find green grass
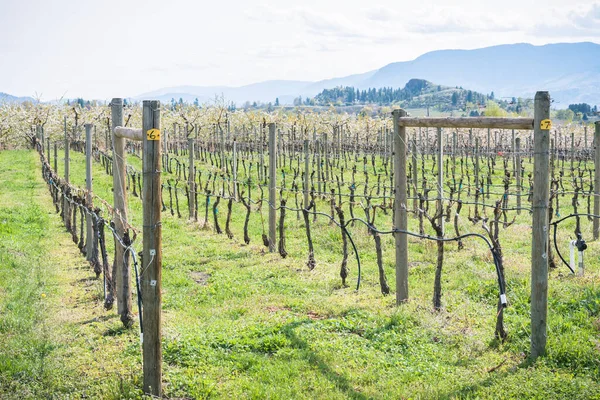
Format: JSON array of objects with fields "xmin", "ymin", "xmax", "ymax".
[{"xmin": 1, "ymin": 148, "xmax": 600, "ymax": 399}]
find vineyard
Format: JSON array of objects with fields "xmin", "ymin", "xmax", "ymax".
[{"xmin": 1, "ymin": 96, "xmax": 600, "ymax": 398}]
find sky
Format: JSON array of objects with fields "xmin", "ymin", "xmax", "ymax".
[{"xmin": 1, "ymin": 0, "xmax": 599, "ymax": 100}]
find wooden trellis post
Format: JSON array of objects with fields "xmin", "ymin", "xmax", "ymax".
[
  {"xmin": 85, "ymin": 124, "xmax": 93, "ymax": 259},
  {"xmin": 303, "ymin": 140, "xmax": 309, "ymax": 209},
  {"xmin": 516, "ymin": 137, "xmax": 522, "ymax": 214},
  {"xmin": 530, "ymin": 91, "xmax": 551, "ymax": 359},
  {"xmin": 141, "ymin": 100, "xmax": 162, "ymax": 396},
  {"xmin": 111, "ymin": 98, "xmax": 134, "ymax": 327},
  {"xmin": 188, "ymin": 134, "xmax": 195, "ymax": 219},
  {"xmin": 268, "ymin": 123, "xmax": 277, "ymax": 252},
  {"xmin": 594, "ymin": 122, "xmax": 600, "ymax": 240},
  {"xmin": 393, "ymin": 109, "xmax": 408, "ymax": 304}
]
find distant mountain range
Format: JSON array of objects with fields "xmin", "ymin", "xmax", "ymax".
[
  {"xmin": 0, "ymin": 92, "xmax": 35, "ymax": 103},
  {"xmin": 137, "ymin": 42, "xmax": 600, "ymax": 107}
]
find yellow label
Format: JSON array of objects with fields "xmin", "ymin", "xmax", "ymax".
[
  {"xmin": 147, "ymin": 128, "xmax": 161, "ymax": 141},
  {"xmin": 540, "ymin": 119, "xmax": 552, "ymax": 130}
]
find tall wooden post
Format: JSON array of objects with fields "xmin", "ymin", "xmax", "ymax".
[
  {"xmin": 531, "ymin": 91, "xmax": 551, "ymax": 359},
  {"xmin": 188, "ymin": 135, "xmax": 195, "ymax": 219},
  {"xmin": 437, "ymin": 127, "xmax": 444, "ymax": 234},
  {"xmin": 393, "ymin": 109, "xmax": 408, "ymax": 304},
  {"xmin": 64, "ymin": 117, "xmax": 70, "ymax": 228},
  {"xmin": 46, "ymin": 136, "xmax": 50, "ymax": 159},
  {"xmin": 303, "ymin": 140, "xmax": 309, "ymax": 209},
  {"xmin": 141, "ymin": 100, "xmax": 162, "ymax": 396},
  {"xmin": 316, "ymin": 139, "xmax": 322, "ymax": 195},
  {"xmin": 268, "ymin": 123, "xmax": 277, "ymax": 252},
  {"xmin": 53, "ymin": 142, "xmax": 58, "ymax": 172},
  {"xmin": 111, "ymin": 98, "xmax": 133, "ymax": 326},
  {"xmin": 85, "ymin": 124, "xmax": 94, "ymax": 259},
  {"xmin": 512, "ymin": 129, "xmax": 516, "ymax": 177},
  {"xmin": 64, "ymin": 117, "xmax": 69, "ymax": 183},
  {"xmin": 516, "ymin": 137, "xmax": 522, "ymax": 214},
  {"xmin": 571, "ymin": 132, "xmax": 575, "ymax": 172},
  {"xmin": 475, "ymin": 137, "xmax": 480, "ymax": 192},
  {"xmin": 411, "ymin": 137, "xmax": 418, "ymax": 213},
  {"xmin": 233, "ymin": 139, "xmax": 238, "ymax": 201},
  {"xmin": 220, "ymin": 122, "xmax": 225, "ymax": 172},
  {"xmin": 594, "ymin": 122, "xmax": 600, "ymax": 240}
]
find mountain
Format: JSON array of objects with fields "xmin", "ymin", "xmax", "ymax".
[
  {"xmin": 361, "ymin": 42, "xmax": 600, "ymax": 106},
  {"xmin": 0, "ymin": 92, "xmax": 35, "ymax": 103},
  {"xmin": 136, "ymin": 80, "xmax": 312, "ymax": 105},
  {"xmin": 136, "ymin": 42, "xmax": 600, "ymax": 107}
]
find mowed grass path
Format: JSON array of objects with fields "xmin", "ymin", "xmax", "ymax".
[{"xmin": 1, "ymin": 149, "xmax": 600, "ymax": 399}]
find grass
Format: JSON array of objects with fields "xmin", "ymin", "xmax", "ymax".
[{"xmin": 1, "ymin": 147, "xmax": 600, "ymax": 399}]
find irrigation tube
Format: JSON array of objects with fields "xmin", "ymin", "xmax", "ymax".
[
  {"xmin": 345, "ymin": 217, "xmax": 508, "ymax": 308},
  {"xmin": 125, "ymin": 246, "xmax": 144, "ymax": 344},
  {"xmin": 280, "ymin": 201, "xmax": 508, "ymax": 307},
  {"xmin": 550, "ymin": 213, "xmax": 599, "ymax": 274}
]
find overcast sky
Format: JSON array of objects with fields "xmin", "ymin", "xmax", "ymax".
[{"xmin": 1, "ymin": 0, "xmax": 599, "ymax": 100}]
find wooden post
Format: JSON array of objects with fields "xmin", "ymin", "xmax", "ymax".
[
  {"xmin": 475, "ymin": 137, "xmax": 480, "ymax": 192},
  {"xmin": 316, "ymin": 139, "xmax": 322, "ymax": 195},
  {"xmin": 63, "ymin": 117, "xmax": 71, "ymax": 228},
  {"xmin": 233, "ymin": 139, "xmax": 238, "ymax": 201},
  {"xmin": 512, "ymin": 129, "xmax": 516, "ymax": 178},
  {"xmin": 268, "ymin": 123, "xmax": 277, "ymax": 252},
  {"xmin": 46, "ymin": 136, "xmax": 50, "ymax": 159},
  {"xmin": 393, "ymin": 109, "xmax": 408, "ymax": 304},
  {"xmin": 141, "ymin": 100, "xmax": 162, "ymax": 396},
  {"xmin": 85, "ymin": 124, "xmax": 94, "ymax": 260},
  {"xmin": 220, "ymin": 122, "xmax": 225, "ymax": 172},
  {"xmin": 530, "ymin": 91, "xmax": 551, "ymax": 359},
  {"xmin": 516, "ymin": 137, "xmax": 522, "ymax": 214},
  {"xmin": 64, "ymin": 117, "xmax": 69, "ymax": 183},
  {"xmin": 324, "ymin": 133, "xmax": 330, "ymax": 183},
  {"xmin": 411, "ymin": 137, "xmax": 418, "ymax": 212},
  {"xmin": 111, "ymin": 98, "xmax": 133, "ymax": 326},
  {"xmin": 259, "ymin": 125, "xmax": 265, "ymax": 183},
  {"xmin": 188, "ymin": 135, "xmax": 195, "ymax": 219},
  {"xmin": 53, "ymin": 142, "xmax": 58, "ymax": 172},
  {"xmin": 437, "ymin": 127, "xmax": 444, "ymax": 234},
  {"xmin": 594, "ymin": 122, "xmax": 600, "ymax": 240},
  {"xmin": 571, "ymin": 132, "xmax": 575, "ymax": 172},
  {"xmin": 303, "ymin": 140, "xmax": 309, "ymax": 209}
]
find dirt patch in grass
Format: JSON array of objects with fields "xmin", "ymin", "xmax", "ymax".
[{"xmin": 189, "ymin": 271, "xmax": 210, "ymax": 285}]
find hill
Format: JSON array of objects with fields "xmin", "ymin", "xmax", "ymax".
[
  {"xmin": 0, "ymin": 92, "xmax": 35, "ymax": 104},
  {"xmin": 135, "ymin": 42, "xmax": 600, "ymax": 106}
]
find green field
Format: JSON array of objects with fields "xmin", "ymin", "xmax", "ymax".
[{"xmin": 1, "ymin": 148, "xmax": 600, "ymax": 399}]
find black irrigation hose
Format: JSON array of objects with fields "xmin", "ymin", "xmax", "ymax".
[
  {"xmin": 550, "ymin": 213, "xmax": 600, "ymax": 274},
  {"xmin": 345, "ymin": 217, "xmax": 508, "ymax": 307},
  {"xmin": 126, "ymin": 247, "xmax": 144, "ymax": 342}
]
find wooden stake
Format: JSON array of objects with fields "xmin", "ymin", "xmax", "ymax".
[
  {"xmin": 594, "ymin": 122, "xmax": 600, "ymax": 240},
  {"xmin": 516, "ymin": 137, "xmax": 522, "ymax": 215},
  {"xmin": 111, "ymin": 98, "xmax": 133, "ymax": 326},
  {"xmin": 303, "ymin": 140, "xmax": 309, "ymax": 209},
  {"xmin": 85, "ymin": 124, "xmax": 94, "ymax": 260},
  {"xmin": 393, "ymin": 109, "xmax": 408, "ymax": 304},
  {"xmin": 268, "ymin": 123, "xmax": 277, "ymax": 252},
  {"xmin": 530, "ymin": 91, "xmax": 551, "ymax": 359},
  {"xmin": 141, "ymin": 100, "xmax": 162, "ymax": 396},
  {"xmin": 188, "ymin": 135, "xmax": 195, "ymax": 219}
]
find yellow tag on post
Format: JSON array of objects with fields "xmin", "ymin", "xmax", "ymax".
[
  {"xmin": 540, "ymin": 119, "xmax": 552, "ymax": 130},
  {"xmin": 147, "ymin": 129, "xmax": 161, "ymax": 141}
]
